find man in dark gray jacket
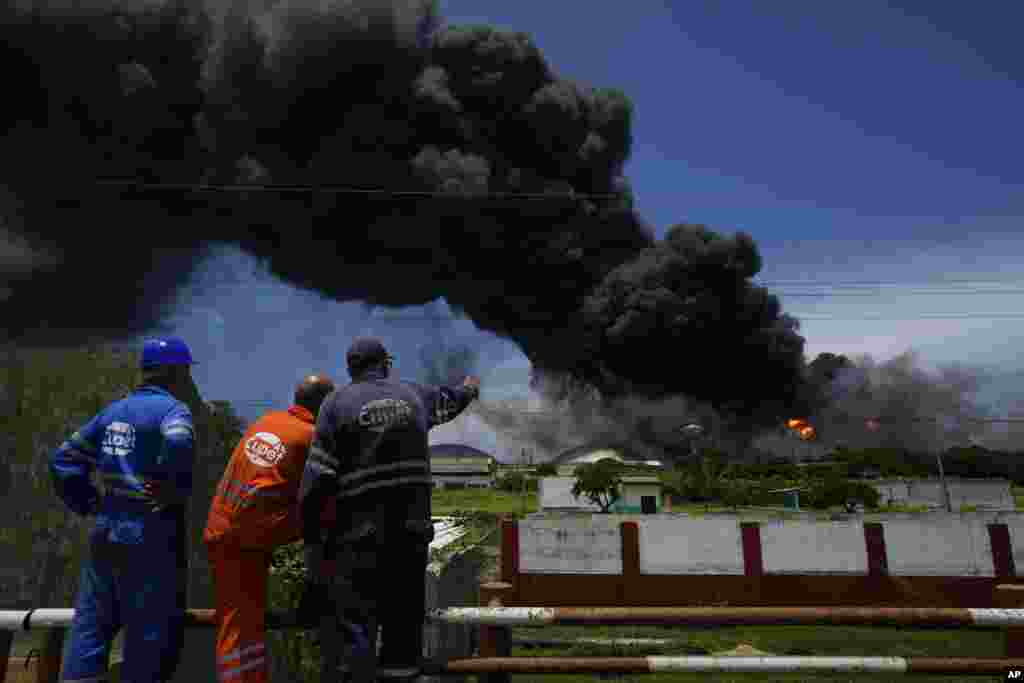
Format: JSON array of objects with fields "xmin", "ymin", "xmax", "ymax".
[{"xmin": 298, "ymin": 337, "xmax": 480, "ymax": 681}]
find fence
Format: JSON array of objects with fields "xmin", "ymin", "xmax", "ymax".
[
  {"xmin": 10, "ymin": 514, "xmax": 1024, "ymax": 680},
  {"xmin": 8, "ymin": 592, "xmax": 1024, "ymax": 681},
  {"xmin": 498, "ymin": 514, "xmax": 1024, "ymax": 607}
]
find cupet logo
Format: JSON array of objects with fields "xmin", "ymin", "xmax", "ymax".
[
  {"xmin": 102, "ymin": 422, "xmax": 135, "ymax": 457},
  {"xmin": 245, "ymin": 432, "xmax": 287, "ymax": 467},
  {"xmin": 358, "ymin": 398, "xmax": 414, "ymax": 433}
]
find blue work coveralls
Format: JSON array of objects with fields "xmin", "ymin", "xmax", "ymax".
[{"xmin": 49, "ymin": 385, "xmax": 195, "ymax": 683}]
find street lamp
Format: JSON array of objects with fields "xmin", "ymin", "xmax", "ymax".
[{"xmin": 679, "ymin": 424, "xmax": 704, "ymax": 461}]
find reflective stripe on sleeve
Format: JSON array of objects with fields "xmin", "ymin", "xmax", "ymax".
[
  {"xmin": 338, "ymin": 474, "xmax": 434, "ymax": 499},
  {"xmin": 62, "ymin": 445, "xmax": 97, "ymax": 463},
  {"xmin": 337, "ymin": 459, "xmax": 428, "ymax": 486},
  {"xmin": 219, "ymin": 642, "xmax": 265, "ymax": 665},
  {"xmin": 309, "ymin": 442, "xmax": 339, "ymax": 468}
]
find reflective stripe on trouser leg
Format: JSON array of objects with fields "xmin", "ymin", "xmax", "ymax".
[{"xmin": 208, "ymin": 541, "xmax": 271, "ymax": 683}]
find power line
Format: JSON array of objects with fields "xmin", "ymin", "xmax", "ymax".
[{"xmin": 95, "ymin": 180, "xmax": 619, "ymax": 202}]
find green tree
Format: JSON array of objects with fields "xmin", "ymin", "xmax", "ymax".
[
  {"xmin": 1, "ymin": 344, "xmax": 141, "ymax": 606},
  {"xmin": 682, "ymin": 451, "xmax": 734, "ymax": 502},
  {"xmin": 571, "ymin": 459, "xmax": 623, "ymax": 513},
  {"xmin": 535, "ymin": 462, "xmax": 558, "ymax": 476}
]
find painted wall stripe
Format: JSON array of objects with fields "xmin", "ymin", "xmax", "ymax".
[
  {"xmin": 740, "ymin": 523, "xmax": 763, "ymax": 577},
  {"xmin": 988, "ymin": 523, "xmax": 1016, "ymax": 577},
  {"xmin": 863, "ymin": 522, "xmax": 888, "ymax": 575},
  {"xmin": 502, "ymin": 518, "xmax": 519, "ymax": 587}
]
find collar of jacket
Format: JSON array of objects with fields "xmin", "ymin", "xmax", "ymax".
[
  {"xmin": 288, "ymin": 404, "xmax": 315, "ymax": 424},
  {"xmin": 136, "ymin": 385, "xmax": 175, "ymax": 398},
  {"xmin": 351, "ymin": 367, "xmax": 388, "ymax": 382}
]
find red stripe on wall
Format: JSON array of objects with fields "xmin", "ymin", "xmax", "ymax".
[
  {"xmin": 988, "ymin": 523, "xmax": 1016, "ymax": 578},
  {"xmin": 501, "ymin": 516, "xmax": 520, "ymax": 586},
  {"xmin": 740, "ymin": 522, "xmax": 763, "ymax": 577},
  {"xmin": 864, "ymin": 522, "xmax": 888, "ymax": 576}
]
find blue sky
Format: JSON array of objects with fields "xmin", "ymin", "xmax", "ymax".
[{"xmin": 170, "ymin": 0, "xmax": 1023, "ymax": 433}]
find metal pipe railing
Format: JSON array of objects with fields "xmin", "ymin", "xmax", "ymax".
[
  {"xmin": 6, "ymin": 595, "xmax": 1024, "ymax": 680},
  {"xmin": 422, "ymin": 656, "xmax": 1024, "ymax": 676},
  {"xmin": 426, "ymin": 606, "xmax": 1024, "ymax": 628}
]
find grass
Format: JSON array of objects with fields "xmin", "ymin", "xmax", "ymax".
[
  {"xmin": 433, "ymin": 487, "xmax": 539, "ymax": 516},
  {"xmin": 454, "ymin": 624, "xmax": 1006, "ymax": 683},
  {"xmin": 1014, "ymin": 485, "xmax": 1024, "ymax": 510}
]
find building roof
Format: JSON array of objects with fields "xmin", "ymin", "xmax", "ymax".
[
  {"xmin": 620, "ymin": 476, "xmax": 663, "ymax": 485},
  {"xmin": 428, "ymin": 443, "xmax": 494, "ymax": 460},
  {"xmin": 553, "ymin": 442, "xmax": 649, "ymax": 465}
]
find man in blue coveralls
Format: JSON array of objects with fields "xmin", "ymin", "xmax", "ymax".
[{"xmin": 49, "ymin": 336, "xmax": 198, "ymax": 683}]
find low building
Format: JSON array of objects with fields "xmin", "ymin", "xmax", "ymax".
[
  {"xmin": 612, "ymin": 476, "xmax": 664, "ymax": 514},
  {"xmin": 539, "ymin": 475, "xmax": 665, "ymax": 514},
  {"xmin": 539, "ymin": 476, "xmax": 602, "ymax": 512},
  {"xmin": 429, "ymin": 443, "xmax": 495, "ymax": 490}
]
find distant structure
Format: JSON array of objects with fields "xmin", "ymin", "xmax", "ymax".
[
  {"xmin": 429, "ymin": 443, "xmax": 495, "ymax": 489},
  {"xmin": 552, "ymin": 443, "xmax": 664, "ymax": 476},
  {"xmin": 538, "ymin": 475, "xmax": 665, "ymax": 514}
]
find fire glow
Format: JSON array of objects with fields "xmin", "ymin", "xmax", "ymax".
[{"xmin": 786, "ymin": 418, "xmax": 816, "ymax": 441}]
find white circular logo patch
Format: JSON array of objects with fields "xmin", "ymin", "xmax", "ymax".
[
  {"xmin": 102, "ymin": 421, "xmax": 136, "ymax": 457},
  {"xmin": 244, "ymin": 432, "xmax": 287, "ymax": 467}
]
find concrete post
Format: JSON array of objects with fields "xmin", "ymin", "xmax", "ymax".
[
  {"xmin": 477, "ymin": 582, "xmax": 512, "ymax": 683},
  {"xmin": 997, "ymin": 584, "xmax": 1024, "ymax": 657},
  {"xmin": 0, "ymin": 629, "xmax": 12, "ymax": 683}
]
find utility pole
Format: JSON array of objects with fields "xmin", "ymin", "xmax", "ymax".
[
  {"xmin": 521, "ymin": 448, "xmax": 533, "ymax": 515},
  {"xmin": 936, "ymin": 449, "xmax": 954, "ymax": 513}
]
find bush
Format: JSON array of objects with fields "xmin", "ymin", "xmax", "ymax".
[
  {"xmin": 497, "ymin": 471, "xmax": 538, "ymax": 492},
  {"xmin": 534, "ymin": 462, "xmax": 558, "ymax": 477},
  {"xmin": 805, "ymin": 478, "xmax": 881, "ymax": 510}
]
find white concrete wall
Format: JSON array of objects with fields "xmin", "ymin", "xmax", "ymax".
[
  {"xmin": 638, "ymin": 518, "xmax": 744, "ymax": 575},
  {"xmin": 518, "ymin": 511, "xmax": 1024, "ymax": 577},
  {"xmin": 760, "ymin": 522, "xmax": 868, "ymax": 575},
  {"xmin": 883, "ymin": 517, "xmax": 995, "ymax": 576},
  {"xmin": 540, "ymin": 476, "xmax": 601, "ymax": 512},
  {"xmin": 872, "ymin": 479, "xmax": 1013, "ymax": 509},
  {"xmin": 519, "ymin": 516, "xmax": 622, "ymax": 574}
]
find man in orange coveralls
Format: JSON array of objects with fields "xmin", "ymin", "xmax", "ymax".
[{"xmin": 203, "ymin": 374, "xmax": 336, "ymax": 683}]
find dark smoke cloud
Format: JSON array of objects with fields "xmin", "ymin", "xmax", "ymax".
[
  {"xmin": 417, "ymin": 338, "xmax": 477, "ymax": 386},
  {"xmin": 801, "ymin": 351, "xmax": 1018, "ymax": 454},
  {"xmin": 1, "ymin": 0, "xmax": 808, "ymax": 429}
]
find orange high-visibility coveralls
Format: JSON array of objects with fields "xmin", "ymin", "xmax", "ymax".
[{"xmin": 204, "ymin": 405, "xmax": 316, "ymax": 683}]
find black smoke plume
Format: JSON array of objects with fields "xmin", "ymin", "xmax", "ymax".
[
  {"xmin": 418, "ymin": 340, "xmax": 477, "ymax": 386},
  {"xmin": 797, "ymin": 351, "xmax": 1024, "ymax": 456},
  {"xmin": 1, "ymin": 0, "xmax": 808, "ymax": 431}
]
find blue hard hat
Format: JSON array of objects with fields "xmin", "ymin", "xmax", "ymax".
[{"xmin": 141, "ymin": 337, "xmax": 197, "ymax": 369}]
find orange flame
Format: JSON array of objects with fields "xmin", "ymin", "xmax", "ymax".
[
  {"xmin": 786, "ymin": 418, "xmax": 806, "ymax": 429},
  {"xmin": 799, "ymin": 426, "xmax": 816, "ymax": 440}
]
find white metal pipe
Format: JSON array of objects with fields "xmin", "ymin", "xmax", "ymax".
[
  {"xmin": 0, "ymin": 609, "xmax": 76, "ymax": 630},
  {"xmin": 0, "ymin": 611, "xmax": 31, "ymax": 630},
  {"xmin": 647, "ymin": 656, "xmax": 909, "ymax": 673}
]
